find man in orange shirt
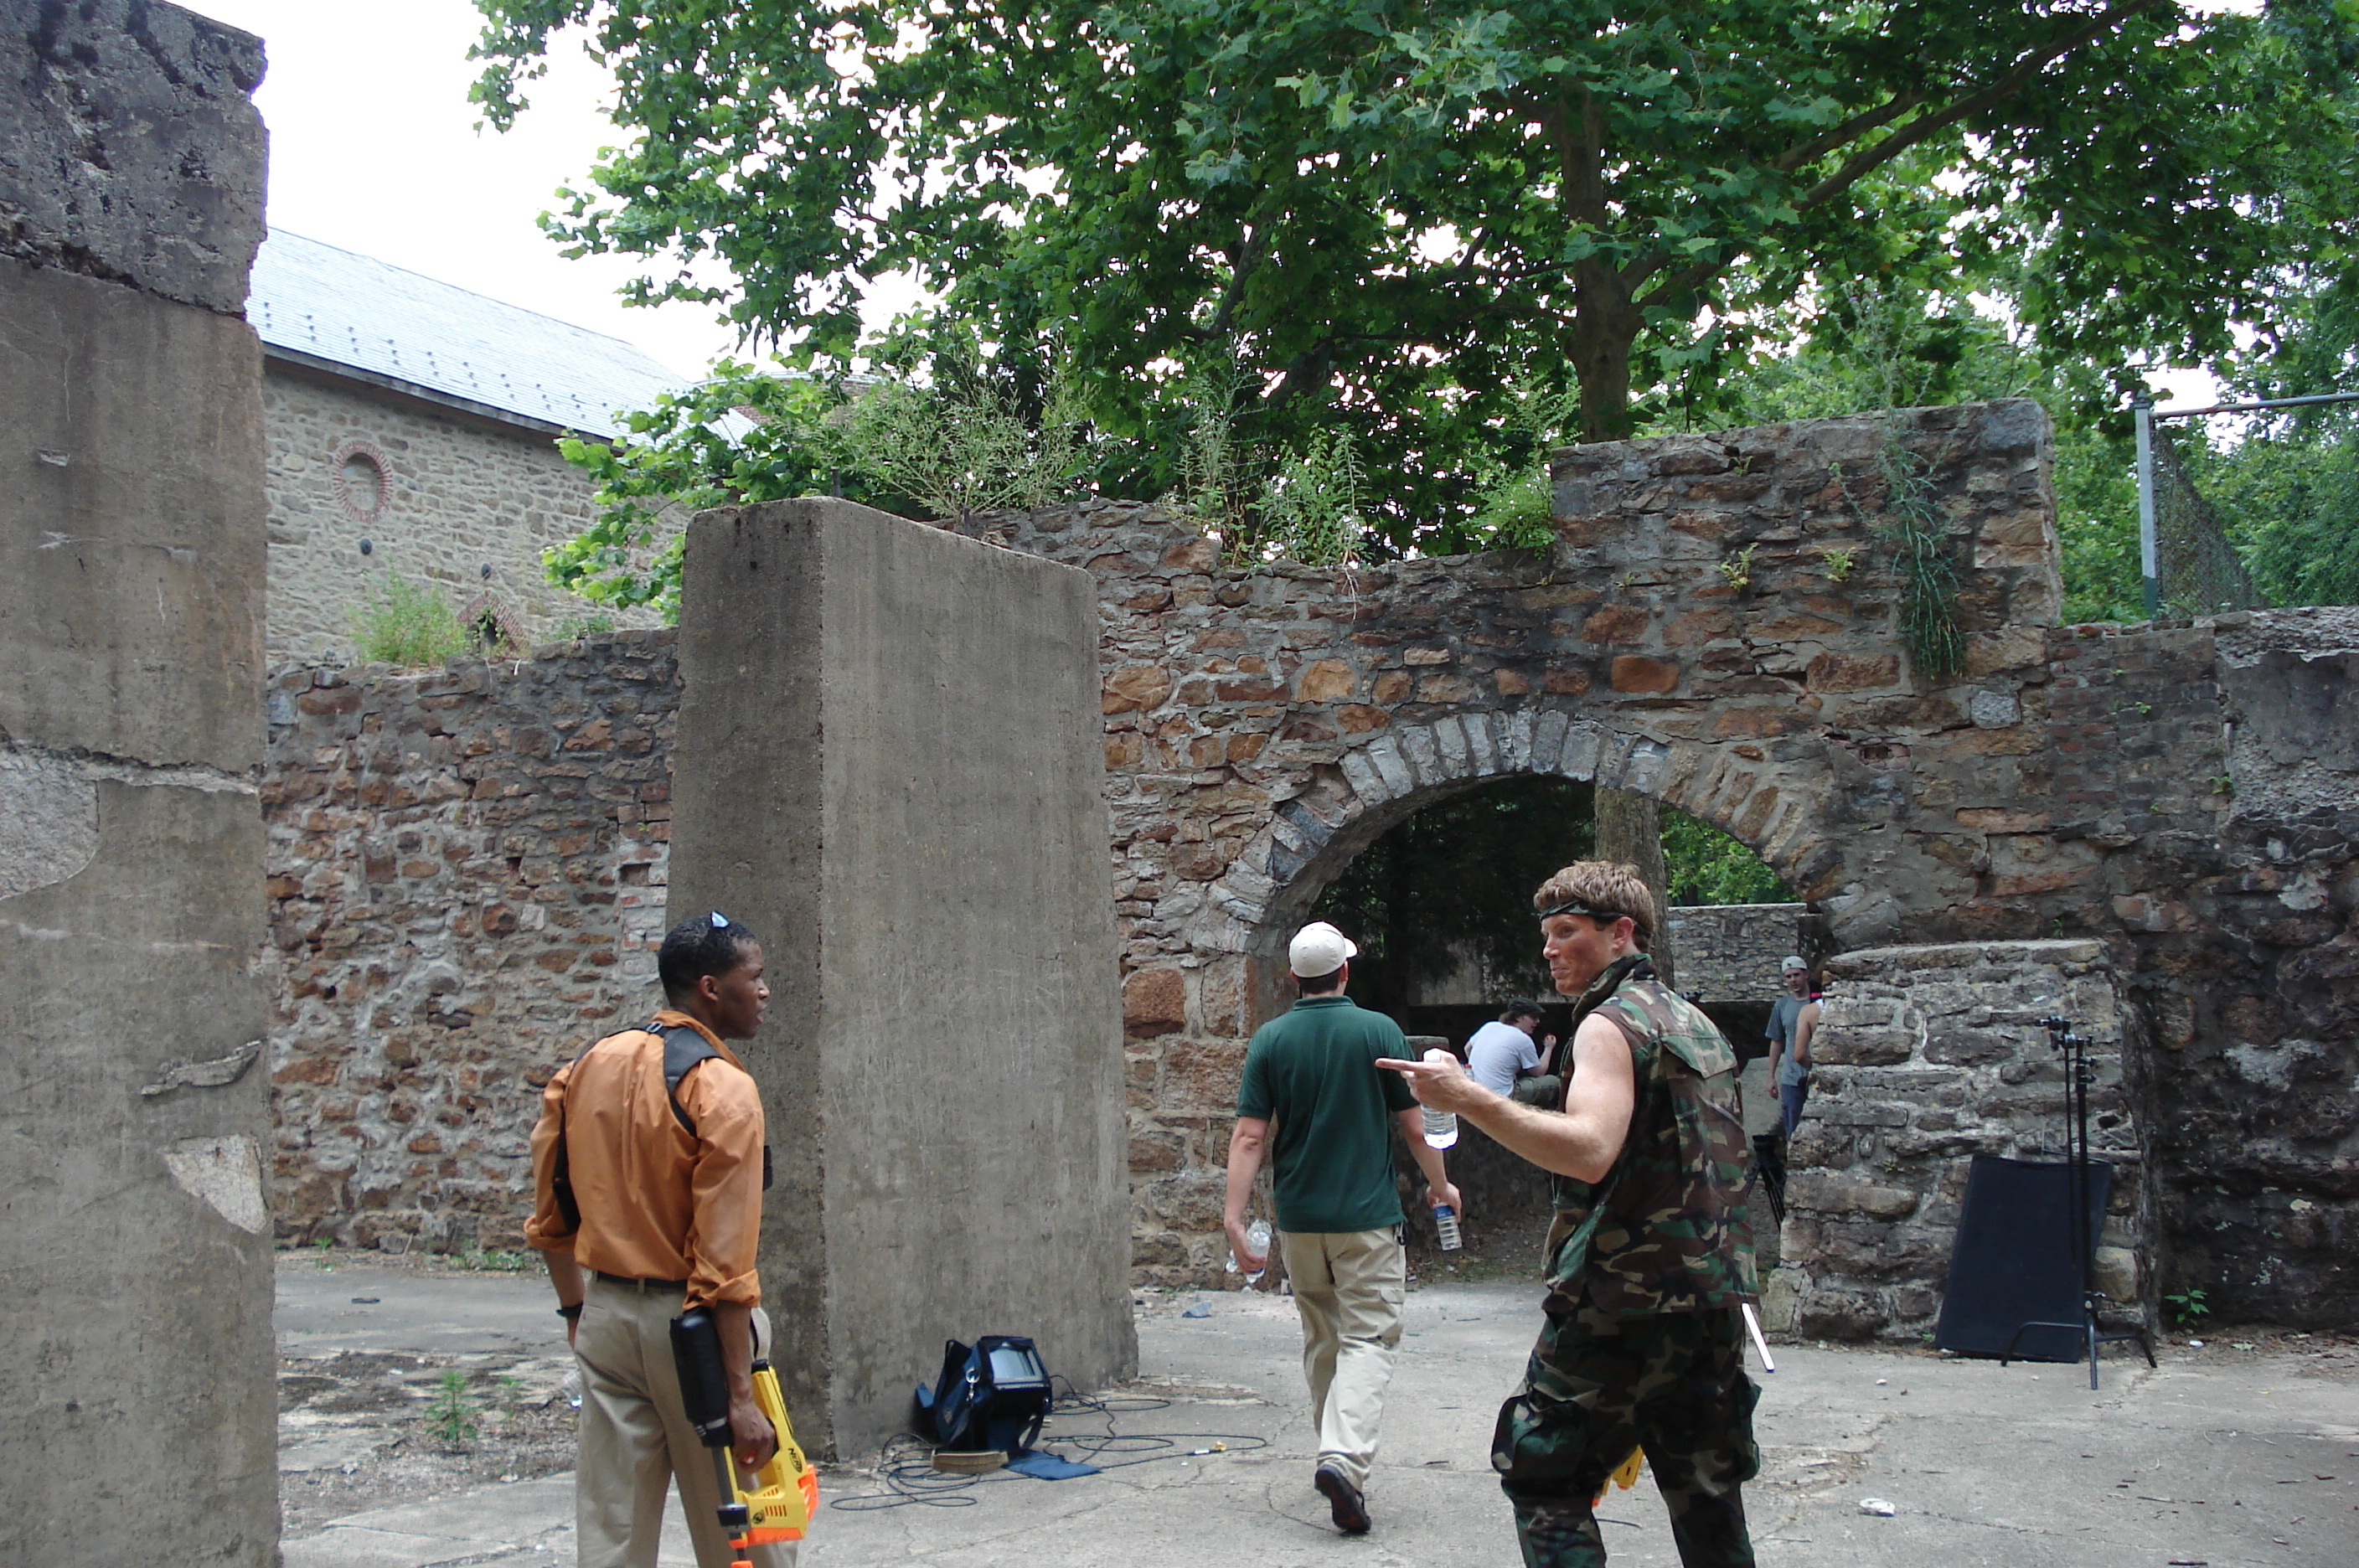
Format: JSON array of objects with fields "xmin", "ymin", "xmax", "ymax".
[{"xmin": 528, "ymin": 911, "xmax": 792, "ymax": 1568}]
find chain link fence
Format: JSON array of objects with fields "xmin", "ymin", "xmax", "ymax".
[
  {"xmin": 2136, "ymin": 389, "xmax": 2359, "ymax": 618},
  {"xmin": 2146, "ymin": 419, "xmax": 2268, "ymax": 616}
]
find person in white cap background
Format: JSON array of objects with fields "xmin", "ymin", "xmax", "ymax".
[
  {"xmin": 1764, "ymin": 957, "xmax": 1815, "ymax": 1137},
  {"xmin": 1223, "ymin": 920, "xmax": 1461, "ymax": 1536}
]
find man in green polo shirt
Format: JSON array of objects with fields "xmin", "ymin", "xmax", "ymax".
[{"xmin": 1223, "ymin": 921, "xmax": 1462, "ymax": 1536}]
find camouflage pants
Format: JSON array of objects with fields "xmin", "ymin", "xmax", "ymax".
[{"xmin": 1492, "ymin": 1302, "xmax": 1759, "ymax": 1568}]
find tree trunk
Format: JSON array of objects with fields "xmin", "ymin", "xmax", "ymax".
[
  {"xmin": 1571, "ymin": 302, "xmax": 1641, "ymax": 443},
  {"xmin": 1593, "ymin": 787, "xmax": 1674, "ymax": 988}
]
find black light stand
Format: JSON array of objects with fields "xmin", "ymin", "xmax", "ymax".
[{"xmin": 1999, "ymin": 1015, "xmax": 2156, "ymax": 1390}]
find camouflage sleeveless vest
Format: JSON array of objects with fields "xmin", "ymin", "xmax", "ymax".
[{"xmin": 1541, "ymin": 955, "xmax": 1758, "ymax": 1314}]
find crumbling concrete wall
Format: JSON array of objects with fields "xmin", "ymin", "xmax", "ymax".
[
  {"xmin": 0, "ymin": 2, "xmax": 276, "ymax": 1560},
  {"xmin": 1767, "ymin": 941, "xmax": 2140, "ymax": 1344},
  {"xmin": 668, "ymin": 499, "xmax": 1135, "ymax": 1457},
  {"xmin": 261, "ymin": 635, "xmax": 677, "ymax": 1247},
  {"xmin": 2140, "ymin": 608, "xmax": 2359, "ymax": 1326}
]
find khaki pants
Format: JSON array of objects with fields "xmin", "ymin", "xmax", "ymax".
[
  {"xmin": 1279, "ymin": 1228, "xmax": 1405, "ymax": 1489},
  {"xmin": 574, "ymin": 1275, "xmax": 798, "ymax": 1568}
]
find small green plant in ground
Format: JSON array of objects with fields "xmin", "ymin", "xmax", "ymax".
[
  {"xmin": 454, "ymin": 1246, "xmax": 530, "ymax": 1272},
  {"xmin": 312, "ymin": 1236, "xmax": 334, "ymax": 1269},
  {"xmin": 2164, "ymin": 1286, "xmax": 2210, "ymax": 1329},
  {"xmin": 425, "ymin": 1370, "xmax": 478, "ymax": 1445},
  {"xmin": 348, "ymin": 574, "xmax": 467, "ymax": 668},
  {"xmin": 496, "ymin": 1375, "xmax": 525, "ymax": 1423},
  {"xmin": 1716, "ymin": 543, "xmax": 1758, "ymax": 594},
  {"xmin": 1824, "ymin": 546, "xmax": 1856, "ymax": 583}
]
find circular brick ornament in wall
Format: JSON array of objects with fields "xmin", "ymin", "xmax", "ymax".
[{"xmin": 333, "ymin": 439, "xmax": 390, "ymax": 525}]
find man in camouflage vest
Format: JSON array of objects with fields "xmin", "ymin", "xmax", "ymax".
[{"xmin": 1380, "ymin": 860, "xmax": 1759, "ymax": 1567}]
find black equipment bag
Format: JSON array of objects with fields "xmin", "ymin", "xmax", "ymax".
[{"xmin": 916, "ymin": 1335, "xmax": 1053, "ymax": 1453}]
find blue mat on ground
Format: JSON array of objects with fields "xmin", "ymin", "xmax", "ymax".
[{"xmin": 1007, "ymin": 1449, "xmax": 1100, "ymax": 1480}]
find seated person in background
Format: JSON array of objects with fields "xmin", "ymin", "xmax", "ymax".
[{"xmin": 1466, "ymin": 1000, "xmax": 1554, "ymax": 1098}]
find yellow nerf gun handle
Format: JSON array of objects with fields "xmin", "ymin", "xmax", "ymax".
[
  {"xmin": 730, "ymin": 1359, "xmax": 818, "ymax": 1545},
  {"xmin": 1591, "ymin": 1447, "xmax": 1644, "ymax": 1505}
]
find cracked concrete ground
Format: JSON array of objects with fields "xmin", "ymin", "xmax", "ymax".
[{"xmin": 277, "ymin": 1264, "xmax": 2357, "ymax": 1567}]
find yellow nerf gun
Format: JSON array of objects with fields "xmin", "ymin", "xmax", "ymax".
[
  {"xmin": 1593, "ymin": 1447, "xmax": 1644, "ymax": 1504},
  {"xmin": 671, "ymin": 1308, "xmax": 820, "ymax": 1565}
]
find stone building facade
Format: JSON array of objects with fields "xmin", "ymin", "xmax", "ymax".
[
  {"xmin": 261, "ymin": 402, "xmax": 2359, "ymax": 1330},
  {"xmin": 262, "ymin": 368, "xmax": 636, "ymax": 663},
  {"xmin": 250, "ymin": 231, "xmax": 683, "ymax": 664}
]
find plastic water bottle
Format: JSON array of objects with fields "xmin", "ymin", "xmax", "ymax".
[
  {"xmin": 1432, "ymin": 1204, "xmax": 1463, "ymax": 1251},
  {"xmin": 1226, "ymin": 1219, "xmax": 1272, "ymax": 1285},
  {"xmin": 1419, "ymin": 1048, "xmax": 1458, "ymax": 1148},
  {"xmin": 1420, "ymin": 1105, "xmax": 1458, "ymax": 1149}
]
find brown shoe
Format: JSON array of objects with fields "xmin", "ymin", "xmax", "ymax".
[{"xmin": 1315, "ymin": 1464, "xmax": 1371, "ymax": 1534}]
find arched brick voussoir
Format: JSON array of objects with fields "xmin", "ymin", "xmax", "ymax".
[{"xmin": 1193, "ymin": 713, "xmax": 1845, "ymax": 957}]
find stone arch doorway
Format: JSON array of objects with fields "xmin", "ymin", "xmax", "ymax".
[
  {"xmin": 977, "ymin": 399, "xmax": 2064, "ymax": 1283},
  {"xmin": 1216, "ymin": 713, "xmax": 1814, "ymax": 1030}
]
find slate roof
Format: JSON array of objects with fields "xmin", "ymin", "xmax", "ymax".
[{"xmin": 247, "ymin": 230, "xmax": 690, "ymax": 439}]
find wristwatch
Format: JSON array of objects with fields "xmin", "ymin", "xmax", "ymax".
[{"xmin": 557, "ymin": 1302, "xmax": 584, "ymax": 1320}]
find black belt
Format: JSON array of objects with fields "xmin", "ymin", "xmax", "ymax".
[{"xmin": 592, "ymin": 1270, "xmax": 687, "ymax": 1290}]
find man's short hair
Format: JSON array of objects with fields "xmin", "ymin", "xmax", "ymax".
[
  {"xmin": 658, "ymin": 911, "xmax": 760, "ymax": 1003},
  {"xmin": 1296, "ymin": 967, "xmax": 1348, "ymax": 996},
  {"xmin": 1500, "ymin": 998, "xmax": 1546, "ymax": 1024},
  {"xmin": 1531, "ymin": 860, "xmax": 1655, "ymax": 951}
]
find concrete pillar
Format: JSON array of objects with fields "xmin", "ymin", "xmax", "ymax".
[
  {"xmin": 0, "ymin": 3, "xmax": 275, "ymax": 1561},
  {"xmin": 669, "ymin": 499, "xmax": 1137, "ymax": 1457}
]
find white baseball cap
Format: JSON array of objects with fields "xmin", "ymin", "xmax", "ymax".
[
  {"xmin": 1780, "ymin": 956, "xmax": 1809, "ymax": 972},
  {"xmin": 1289, "ymin": 921, "xmax": 1359, "ymax": 978}
]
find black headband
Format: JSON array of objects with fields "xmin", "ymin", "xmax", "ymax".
[{"xmin": 1537, "ymin": 899, "xmax": 1624, "ymax": 922}]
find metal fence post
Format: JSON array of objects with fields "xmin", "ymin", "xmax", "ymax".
[{"xmin": 2133, "ymin": 394, "xmax": 2160, "ymax": 618}]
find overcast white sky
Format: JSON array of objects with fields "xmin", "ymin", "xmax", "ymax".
[{"xmin": 185, "ymin": 0, "xmax": 750, "ymax": 379}]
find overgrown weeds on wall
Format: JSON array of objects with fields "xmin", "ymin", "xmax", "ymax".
[
  {"xmin": 1876, "ymin": 428, "xmax": 1967, "ymax": 678},
  {"xmin": 842, "ymin": 361, "xmax": 1081, "ymax": 524},
  {"xmin": 348, "ymin": 574, "xmax": 468, "ymax": 668},
  {"xmin": 1464, "ymin": 375, "xmax": 1582, "ymax": 552},
  {"xmin": 1252, "ymin": 430, "xmax": 1368, "ymax": 569}
]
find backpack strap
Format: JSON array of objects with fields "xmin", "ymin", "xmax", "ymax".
[
  {"xmin": 655, "ymin": 1021, "xmax": 722, "ymax": 1135},
  {"xmin": 652, "ymin": 1020, "xmax": 773, "ymax": 1192}
]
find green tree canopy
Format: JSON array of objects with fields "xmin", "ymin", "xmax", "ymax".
[{"xmin": 474, "ymin": 0, "xmax": 2352, "ymax": 553}]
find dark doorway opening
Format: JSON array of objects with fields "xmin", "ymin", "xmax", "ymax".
[{"xmin": 1298, "ymin": 778, "xmax": 1797, "ymax": 1282}]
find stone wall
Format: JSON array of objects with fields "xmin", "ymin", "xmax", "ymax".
[
  {"xmin": 1, "ymin": 3, "xmax": 278, "ymax": 1560},
  {"xmin": 2129, "ymin": 608, "xmax": 2359, "ymax": 1327},
  {"xmin": 261, "ymin": 633, "xmax": 677, "ymax": 1248},
  {"xmin": 1663, "ymin": 902, "xmax": 1813, "ymax": 1001},
  {"xmin": 1766, "ymin": 940, "xmax": 2139, "ymax": 1344},
  {"xmin": 980, "ymin": 401, "xmax": 2069, "ymax": 1283},
  {"xmin": 263, "ymin": 365, "xmax": 663, "ymax": 664},
  {"xmin": 254, "ymin": 410, "xmax": 2359, "ymax": 1327}
]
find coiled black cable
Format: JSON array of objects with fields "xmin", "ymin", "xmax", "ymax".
[{"xmin": 827, "ymin": 1376, "xmax": 1272, "ymax": 1511}]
